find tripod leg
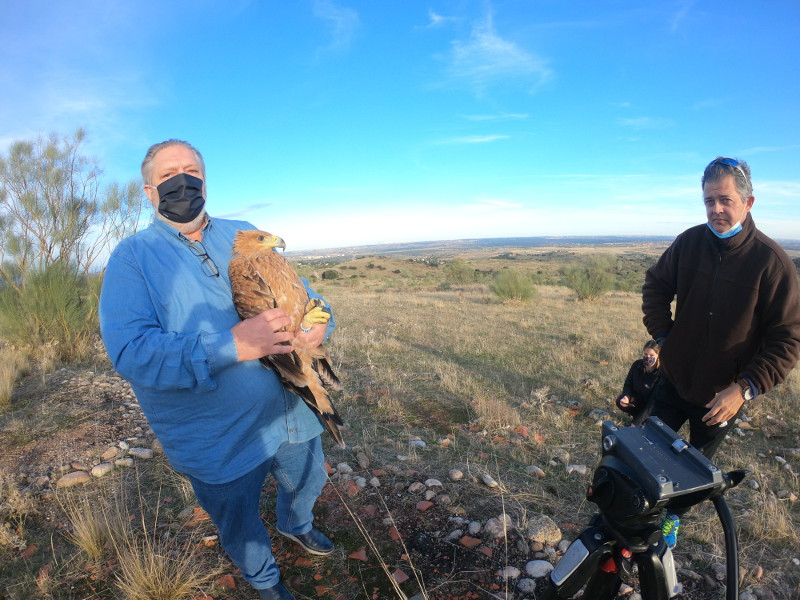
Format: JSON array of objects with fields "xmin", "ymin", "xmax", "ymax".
[{"xmin": 635, "ymin": 544, "xmax": 679, "ymax": 600}]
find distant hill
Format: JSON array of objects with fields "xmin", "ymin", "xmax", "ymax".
[
  {"xmin": 287, "ymin": 234, "xmax": 800, "ymax": 261},
  {"xmin": 286, "ymin": 235, "xmax": 679, "ymax": 260}
]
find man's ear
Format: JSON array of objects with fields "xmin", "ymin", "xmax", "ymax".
[
  {"xmin": 745, "ymin": 195, "xmax": 755, "ymax": 212},
  {"xmin": 144, "ymin": 185, "xmax": 159, "ymax": 209}
]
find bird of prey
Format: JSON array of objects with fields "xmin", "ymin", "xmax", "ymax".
[{"xmin": 229, "ymin": 229, "xmax": 345, "ymax": 448}]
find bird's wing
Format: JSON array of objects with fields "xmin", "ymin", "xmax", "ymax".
[
  {"xmin": 230, "ymin": 254, "xmax": 305, "ymax": 378},
  {"xmin": 229, "ymin": 254, "xmax": 278, "ymax": 319}
]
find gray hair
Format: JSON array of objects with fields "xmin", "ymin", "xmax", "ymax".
[
  {"xmin": 141, "ymin": 139, "xmax": 205, "ymax": 185},
  {"xmin": 702, "ymin": 157, "xmax": 753, "ymax": 202}
]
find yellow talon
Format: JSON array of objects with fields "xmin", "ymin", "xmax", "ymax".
[{"xmin": 300, "ymin": 299, "xmax": 330, "ymax": 330}]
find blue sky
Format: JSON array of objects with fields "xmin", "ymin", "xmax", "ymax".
[{"xmin": 2, "ymin": 1, "xmax": 799, "ymax": 252}]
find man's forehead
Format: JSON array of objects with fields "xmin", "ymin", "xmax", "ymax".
[{"xmin": 153, "ymin": 145, "xmax": 200, "ymax": 168}]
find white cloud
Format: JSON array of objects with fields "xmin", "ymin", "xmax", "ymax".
[
  {"xmin": 438, "ymin": 134, "xmax": 510, "ymax": 145},
  {"xmin": 442, "ymin": 12, "xmax": 552, "ymax": 96},
  {"xmin": 423, "ymin": 9, "xmax": 460, "ymax": 29},
  {"xmin": 313, "ymin": 0, "xmax": 360, "ymax": 51}
]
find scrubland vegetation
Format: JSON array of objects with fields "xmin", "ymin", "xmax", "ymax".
[{"xmin": 1, "ymin": 243, "xmax": 799, "ymax": 599}]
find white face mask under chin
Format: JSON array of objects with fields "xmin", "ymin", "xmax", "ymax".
[{"xmin": 708, "ymin": 220, "xmax": 742, "ymax": 239}]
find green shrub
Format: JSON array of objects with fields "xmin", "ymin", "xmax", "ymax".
[
  {"xmin": 490, "ymin": 269, "xmax": 536, "ymax": 301},
  {"xmin": 0, "ymin": 262, "xmax": 97, "ymax": 361},
  {"xmin": 321, "ymin": 269, "xmax": 340, "ymax": 280},
  {"xmin": 561, "ymin": 257, "xmax": 615, "ymax": 301},
  {"xmin": 444, "ymin": 258, "xmax": 476, "ymax": 285}
]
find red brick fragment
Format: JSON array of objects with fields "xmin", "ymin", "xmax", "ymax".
[
  {"xmin": 215, "ymin": 574, "xmax": 237, "ymax": 590},
  {"xmin": 459, "ymin": 536, "xmax": 482, "ymax": 548},
  {"xmin": 348, "ymin": 547, "xmax": 368, "ymax": 562},
  {"xmin": 392, "ymin": 569, "xmax": 409, "ymax": 584}
]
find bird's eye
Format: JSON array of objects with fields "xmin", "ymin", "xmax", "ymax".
[{"xmin": 257, "ymin": 235, "xmax": 265, "ymax": 241}]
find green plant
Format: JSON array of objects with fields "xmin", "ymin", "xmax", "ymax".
[
  {"xmin": 322, "ymin": 269, "xmax": 340, "ymax": 280},
  {"xmin": 489, "ymin": 268, "xmax": 536, "ymax": 301},
  {"xmin": 0, "ymin": 262, "xmax": 97, "ymax": 362},
  {"xmin": 561, "ymin": 256, "xmax": 615, "ymax": 301},
  {"xmin": 0, "ymin": 129, "xmax": 144, "ymax": 286},
  {"xmin": 444, "ymin": 258, "xmax": 475, "ymax": 285}
]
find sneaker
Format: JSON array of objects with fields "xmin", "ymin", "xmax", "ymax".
[
  {"xmin": 661, "ymin": 513, "xmax": 680, "ymax": 548},
  {"xmin": 276, "ymin": 526, "xmax": 334, "ymax": 556}
]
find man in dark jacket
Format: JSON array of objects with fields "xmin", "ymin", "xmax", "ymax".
[
  {"xmin": 643, "ymin": 157, "xmax": 800, "ymax": 459},
  {"xmin": 642, "ymin": 157, "xmax": 800, "ymax": 547}
]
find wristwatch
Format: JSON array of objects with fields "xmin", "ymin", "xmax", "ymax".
[{"xmin": 738, "ymin": 379, "xmax": 754, "ymax": 401}]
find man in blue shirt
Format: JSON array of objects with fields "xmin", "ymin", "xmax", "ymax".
[{"xmin": 99, "ymin": 140, "xmax": 335, "ymax": 600}]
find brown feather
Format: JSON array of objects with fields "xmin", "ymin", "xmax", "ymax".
[{"xmin": 229, "ymin": 229, "xmax": 345, "ymax": 448}]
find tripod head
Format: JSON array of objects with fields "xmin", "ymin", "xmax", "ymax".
[{"xmin": 588, "ymin": 418, "xmax": 746, "ymax": 529}]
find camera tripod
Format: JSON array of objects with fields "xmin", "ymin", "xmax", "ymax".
[
  {"xmin": 540, "ymin": 511, "xmax": 677, "ymax": 600},
  {"xmin": 541, "ymin": 419, "xmax": 746, "ymax": 600}
]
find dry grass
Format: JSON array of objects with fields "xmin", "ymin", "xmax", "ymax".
[
  {"xmin": 0, "ymin": 346, "xmax": 29, "ymax": 410},
  {"xmin": 320, "ymin": 281, "xmax": 800, "ymax": 595},
  {"xmin": 59, "ymin": 490, "xmax": 130, "ymax": 562},
  {"xmin": 114, "ymin": 533, "xmax": 215, "ymax": 600}
]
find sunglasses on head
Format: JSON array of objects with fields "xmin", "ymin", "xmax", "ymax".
[{"xmin": 706, "ymin": 157, "xmax": 748, "ymax": 182}]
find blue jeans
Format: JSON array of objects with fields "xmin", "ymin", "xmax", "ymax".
[{"xmin": 188, "ymin": 437, "xmax": 327, "ymax": 589}]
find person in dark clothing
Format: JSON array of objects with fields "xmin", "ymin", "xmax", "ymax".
[
  {"xmin": 642, "ymin": 156, "xmax": 800, "ymax": 547},
  {"xmin": 615, "ymin": 340, "xmax": 661, "ymax": 426},
  {"xmin": 642, "ymin": 157, "xmax": 800, "ymax": 459}
]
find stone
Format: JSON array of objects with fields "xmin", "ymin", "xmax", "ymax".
[
  {"xmin": 525, "ymin": 465, "xmax": 546, "ymax": 478},
  {"xmin": 484, "ymin": 515, "xmax": 512, "ymax": 540},
  {"xmin": 448, "ymin": 469, "xmax": 464, "ymax": 481},
  {"xmin": 481, "ymin": 473, "xmax": 499, "ymax": 487},
  {"xmin": 525, "ymin": 560, "xmax": 554, "ymax": 578},
  {"xmin": 56, "ymin": 471, "xmax": 92, "ymax": 488},
  {"xmin": 525, "ymin": 514, "xmax": 562, "ymax": 544},
  {"xmin": 128, "ymin": 447, "xmax": 153, "ymax": 459},
  {"xmin": 102, "ymin": 446, "xmax": 119, "ymax": 461},
  {"xmin": 566, "ymin": 464, "xmax": 588, "ymax": 476},
  {"xmin": 336, "ymin": 462, "xmax": 353, "ymax": 475},
  {"xmin": 553, "ymin": 449, "xmax": 570, "ymax": 464},
  {"xmin": 115, "ymin": 457, "xmax": 134, "ymax": 468},
  {"xmin": 356, "ymin": 451, "xmax": 370, "ymax": 470},
  {"xmin": 517, "ymin": 578, "xmax": 537, "ymax": 594},
  {"xmin": 408, "ymin": 482, "xmax": 426, "ymax": 493},
  {"xmin": 497, "ymin": 566, "xmax": 520, "ymax": 580},
  {"xmin": 424, "ymin": 478, "xmax": 443, "ymax": 488},
  {"xmin": 91, "ymin": 463, "xmax": 114, "ymax": 478}
]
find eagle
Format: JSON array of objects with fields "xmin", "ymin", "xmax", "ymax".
[{"xmin": 229, "ymin": 229, "xmax": 345, "ymax": 448}]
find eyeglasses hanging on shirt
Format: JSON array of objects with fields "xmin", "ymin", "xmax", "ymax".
[{"xmin": 185, "ymin": 239, "xmax": 220, "ymax": 277}]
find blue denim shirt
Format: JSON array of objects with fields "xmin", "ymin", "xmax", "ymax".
[{"xmin": 99, "ymin": 217, "xmax": 330, "ymax": 484}]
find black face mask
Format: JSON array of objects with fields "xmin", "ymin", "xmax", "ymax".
[{"xmin": 156, "ymin": 173, "xmax": 206, "ymax": 223}]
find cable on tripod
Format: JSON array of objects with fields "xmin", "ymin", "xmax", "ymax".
[{"xmin": 712, "ymin": 495, "xmax": 739, "ymax": 600}]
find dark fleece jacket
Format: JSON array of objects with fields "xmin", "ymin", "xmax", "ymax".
[{"xmin": 642, "ymin": 214, "xmax": 800, "ymax": 406}]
